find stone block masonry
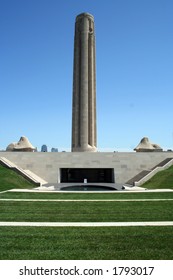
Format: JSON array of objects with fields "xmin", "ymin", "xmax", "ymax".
[
  {"xmin": 1, "ymin": 152, "xmax": 173, "ymax": 185},
  {"xmin": 72, "ymin": 13, "xmax": 97, "ymax": 152}
]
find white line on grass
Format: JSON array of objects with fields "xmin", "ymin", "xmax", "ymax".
[
  {"xmin": 0, "ymin": 221, "xmax": 173, "ymax": 227},
  {"xmin": 0, "ymin": 190, "xmax": 9, "ymax": 194},
  {"xmin": 0, "ymin": 199, "xmax": 173, "ymax": 202}
]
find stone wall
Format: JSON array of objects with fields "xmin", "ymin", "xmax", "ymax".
[{"xmin": 0, "ymin": 152, "xmax": 172, "ymax": 184}]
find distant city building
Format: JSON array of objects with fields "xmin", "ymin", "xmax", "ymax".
[
  {"xmin": 51, "ymin": 148, "xmax": 58, "ymax": 152},
  {"xmin": 41, "ymin": 145, "xmax": 48, "ymax": 152}
]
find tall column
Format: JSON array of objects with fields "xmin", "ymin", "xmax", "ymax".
[{"xmin": 71, "ymin": 13, "xmax": 97, "ymax": 152}]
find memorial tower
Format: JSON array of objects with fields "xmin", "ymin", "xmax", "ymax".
[{"xmin": 72, "ymin": 13, "xmax": 97, "ymax": 152}]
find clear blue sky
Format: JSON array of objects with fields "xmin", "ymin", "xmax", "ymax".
[{"xmin": 1, "ymin": 0, "xmax": 173, "ymax": 151}]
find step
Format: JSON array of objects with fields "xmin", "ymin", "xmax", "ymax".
[{"xmin": 24, "ymin": 170, "xmax": 47, "ymax": 185}]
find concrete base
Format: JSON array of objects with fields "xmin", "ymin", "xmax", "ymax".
[{"xmin": 72, "ymin": 145, "xmax": 97, "ymax": 152}]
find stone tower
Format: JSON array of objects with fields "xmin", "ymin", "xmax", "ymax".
[{"xmin": 72, "ymin": 13, "xmax": 97, "ymax": 152}]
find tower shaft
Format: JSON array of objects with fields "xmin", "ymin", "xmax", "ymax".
[{"xmin": 72, "ymin": 13, "xmax": 97, "ymax": 152}]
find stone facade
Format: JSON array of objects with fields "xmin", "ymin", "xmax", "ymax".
[{"xmin": 1, "ymin": 152, "xmax": 172, "ymax": 186}]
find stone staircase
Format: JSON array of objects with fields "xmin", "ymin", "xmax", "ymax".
[
  {"xmin": 125, "ymin": 158, "xmax": 173, "ymax": 187},
  {"xmin": 151, "ymin": 158, "xmax": 173, "ymax": 169},
  {"xmin": 0, "ymin": 157, "xmax": 47, "ymax": 186}
]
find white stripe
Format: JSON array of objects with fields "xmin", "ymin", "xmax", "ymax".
[
  {"xmin": 0, "ymin": 222, "xmax": 173, "ymax": 227},
  {"xmin": 0, "ymin": 199, "xmax": 173, "ymax": 202},
  {"xmin": 0, "ymin": 190, "xmax": 9, "ymax": 194}
]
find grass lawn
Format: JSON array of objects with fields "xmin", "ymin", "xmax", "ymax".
[
  {"xmin": 142, "ymin": 165, "xmax": 173, "ymax": 189},
  {"xmin": 0, "ymin": 200, "xmax": 172, "ymax": 222},
  {"xmin": 1, "ymin": 164, "xmax": 173, "ymax": 260},
  {"xmin": 0, "ymin": 165, "xmax": 35, "ymax": 192},
  {"xmin": 1, "ymin": 191, "xmax": 173, "ymax": 199},
  {"xmin": 0, "ymin": 191, "xmax": 172, "ymax": 259},
  {"xmin": 0, "ymin": 226, "xmax": 173, "ymax": 260}
]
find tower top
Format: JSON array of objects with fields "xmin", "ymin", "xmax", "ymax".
[{"xmin": 76, "ymin": 13, "xmax": 94, "ymax": 22}]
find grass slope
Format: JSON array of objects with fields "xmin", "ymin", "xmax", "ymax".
[
  {"xmin": 142, "ymin": 165, "xmax": 173, "ymax": 189},
  {"xmin": 0, "ymin": 164, "xmax": 35, "ymax": 191}
]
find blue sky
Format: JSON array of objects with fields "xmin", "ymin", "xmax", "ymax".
[{"xmin": 1, "ymin": 0, "xmax": 173, "ymax": 151}]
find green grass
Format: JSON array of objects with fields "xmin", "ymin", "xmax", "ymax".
[
  {"xmin": 142, "ymin": 165, "xmax": 173, "ymax": 189},
  {"xmin": 1, "ymin": 163, "xmax": 173, "ymax": 260},
  {"xmin": 0, "ymin": 200, "xmax": 172, "ymax": 222},
  {"xmin": 0, "ymin": 164, "xmax": 35, "ymax": 192},
  {"xmin": 0, "ymin": 193, "xmax": 172, "ymax": 259},
  {"xmin": 0, "ymin": 226, "xmax": 173, "ymax": 259},
  {"xmin": 1, "ymin": 191, "xmax": 173, "ymax": 199}
]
